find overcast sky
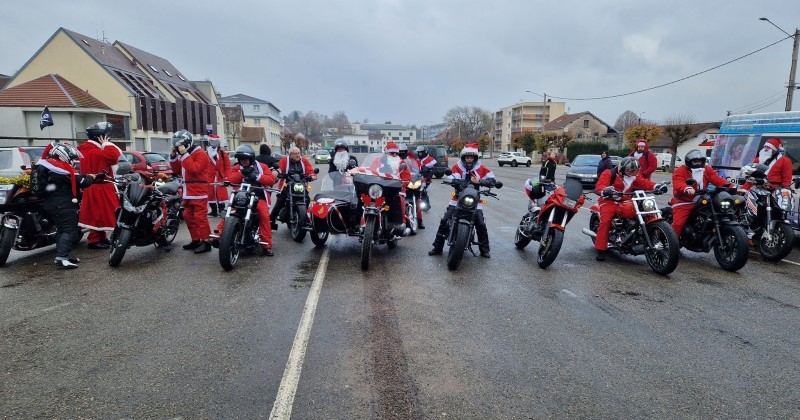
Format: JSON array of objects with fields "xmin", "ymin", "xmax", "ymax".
[{"xmin": 2, "ymin": 0, "xmax": 799, "ymax": 127}]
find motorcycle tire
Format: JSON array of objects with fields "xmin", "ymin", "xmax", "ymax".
[
  {"xmin": 447, "ymin": 223, "xmax": 470, "ymax": 271},
  {"xmin": 537, "ymin": 228, "xmax": 564, "ymax": 269},
  {"xmin": 405, "ymin": 203, "xmax": 417, "ymax": 236},
  {"xmin": 291, "ymin": 206, "xmax": 307, "ymax": 243},
  {"xmin": 158, "ymin": 215, "xmax": 180, "ymax": 246},
  {"xmin": 361, "ymin": 216, "xmax": 376, "ymax": 270},
  {"xmin": 0, "ymin": 226, "xmax": 18, "ymax": 267},
  {"xmin": 644, "ymin": 220, "xmax": 680, "ymax": 276},
  {"xmin": 513, "ymin": 214, "xmax": 532, "ymax": 249},
  {"xmin": 310, "ymin": 229, "xmax": 329, "ymax": 247},
  {"xmin": 108, "ymin": 228, "xmax": 132, "ymax": 267},
  {"xmin": 588, "ymin": 213, "xmax": 600, "ymax": 245},
  {"xmin": 757, "ymin": 222, "xmax": 794, "ymax": 262},
  {"xmin": 713, "ymin": 225, "xmax": 749, "ymax": 272},
  {"xmin": 219, "ymin": 217, "xmax": 243, "ymax": 271}
]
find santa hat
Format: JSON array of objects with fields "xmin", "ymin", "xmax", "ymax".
[
  {"xmin": 385, "ymin": 141, "xmax": 399, "ymax": 153},
  {"xmin": 208, "ymin": 133, "xmax": 220, "ymax": 140},
  {"xmin": 637, "ymin": 139, "xmax": 647, "ymax": 147},
  {"xmin": 764, "ymin": 137, "xmax": 782, "ymax": 151},
  {"xmin": 460, "ymin": 143, "xmax": 480, "ymax": 157}
]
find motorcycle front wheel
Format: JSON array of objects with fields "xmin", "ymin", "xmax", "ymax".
[
  {"xmin": 537, "ymin": 228, "xmax": 564, "ymax": 269},
  {"xmin": 0, "ymin": 225, "xmax": 18, "ymax": 266},
  {"xmin": 513, "ymin": 214, "xmax": 532, "ymax": 249},
  {"xmin": 361, "ymin": 216, "xmax": 376, "ymax": 270},
  {"xmin": 588, "ymin": 213, "xmax": 600, "ymax": 245},
  {"xmin": 108, "ymin": 228, "xmax": 132, "ymax": 267},
  {"xmin": 713, "ymin": 225, "xmax": 749, "ymax": 272},
  {"xmin": 757, "ymin": 223, "xmax": 794, "ymax": 262},
  {"xmin": 291, "ymin": 205, "xmax": 307, "ymax": 243},
  {"xmin": 644, "ymin": 220, "xmax": 680, "ymax": 276},
  {"xmin": 158, "ymin": 215, "xmax": 180, "ymax": 245},
  {"xmin": 447, "ymin": 223, "xmax": 470, "ymax": 271},
  {"xmin": 219, "ymin": 217, "xmax": 243, "ymax": 271}
]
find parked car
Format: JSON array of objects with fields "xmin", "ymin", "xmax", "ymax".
[
  {"xmin": 313, "ymin": 149, "xmax": 331, "ymax": 164},
  {"xmin": 565, "ymin": 154, "xmax": 603, "ymax": 188},
  {"xmin": 497, "ymin": 152, "xmax": 532, "ymax": 167},
  {"xmin": 655, "ymin": 153, "xmax": 682, "ymax": 171},
  {"xmin": 121, "ymin": 150, "xmax": 173, "ymax": 177},
  {"xmin": 610, "ymin": 155, "xmax": 622, "ymax": 167},
  {"xmin": 0, "ymin": 146, "xmax": 45, "ymax": 177}
]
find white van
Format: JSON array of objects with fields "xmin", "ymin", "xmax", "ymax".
[{"xmin": 655, "ymin": 153, "xmax": 681, "ymax": 171}]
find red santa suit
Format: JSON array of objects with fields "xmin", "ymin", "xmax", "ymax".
[
  {"xmin": 742, "ymin": 137, "xmax": 793, "ymax": 189},
  {"xmin": 170, "ymin": 145, "xmax": 215, "ymax": 242},
  {"xmin": 206, "ymin": 144, "xmax": 231, "ymax": 206},
  {"xmin": 669, "ymin": 165, "xmax": 731, "ymax": 238},
  {"xmin": 627, "ymin": 139, "xmax": 658, "ymax": 180},
  {"xmin": 215, "ymin": 161, "xmax": 276, "ymax": 250},
  {"xmin": 77, "ymin": 139, "xmax": 122, "ymax": 245},
  {"xmin": 593, "ymin": 168, "xmax": 656, "ymax": 251}
]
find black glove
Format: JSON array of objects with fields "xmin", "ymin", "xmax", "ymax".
[
  {"xmin": 241, "ymin": 166, "xmax": 255, "ymax": 176},
  {"xmin": 479, "ymin": 178, "xmax": 496, "ymax": 187},
  {"xmin": 93, "ymin": 172, "xmax": 106, "ymax": 183},
  {"xmin": 653, "ymin": 183, "xmax": 669, "ymax": 195},
  {"xmin": 246, "ymin": 172, "xmax": 259, "ymax": 183},
  {"xmin": 602, "ymin": 187, "xmax": 615, "ymax": 197}
]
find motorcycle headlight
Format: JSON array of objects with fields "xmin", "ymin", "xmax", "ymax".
[
  {"xmin": 233, "ymin": 191, "xmax": 249, "ymax": 207},
  {"xmin": 368, "ymin": 184, "xmax": 383, "ymax": 199},
  {"xmin": 0, "ymin": 184, "xmax": 13, "ymax": 206},
  {"xmin": 292, "ymin": 183, "xmax": 305, "ymax": 194},
  {"xmin": 719, "ymin": 198, "xmax": 732, "ymax": 210},
  {"xmin": 122, "ymin": 196, "xmax": 147, "ymax": 213},
  {"xmin": 642, "ymin": 198, "xmax": 656, "ymax": 212},
  {"xmin": 408, "ymin": 180, "xmax": 422, "ymax": 189},
  {"xmin": 460, "ymin": 195, "xmax": 477, "ymax": 209}
]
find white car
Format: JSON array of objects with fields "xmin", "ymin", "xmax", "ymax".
[{"xmin": 497, "ymin": 152, "xmax": 532, "ymax": 167}]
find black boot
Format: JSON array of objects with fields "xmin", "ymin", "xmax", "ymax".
[
  {"xmin": 194, "ymin": 241, "xmax": 212, "ymax": 254},
  {"xmin": 478, "ymin": 242, "xmax": 491, "ymax": 258},
  {"xmin": 183, "ymin": 240, "xmax": 200, "ymax": 250},
  {"xmin": 428, "ymin": 233, "xmax": 446, "ymax": 255},
  {"xmin": 216, "ymin": 203, "xmax": 225, "ymax": 217},
  {"xmin": 208, "ymin": 203, "xmax": 218, "ymax": 217}
]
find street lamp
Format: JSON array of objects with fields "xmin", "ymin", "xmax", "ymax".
[
  {"xmin": 638, "ymin": 111, "xmax": 646, "ymax": 125},
  {"xmin": 759, "ymin": 17, "xmax": 799, "ymax": 111}
]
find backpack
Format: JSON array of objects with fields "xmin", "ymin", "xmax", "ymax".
[{"xmin": 29, "ymin": 163, "xmax": 51, "ymax": 199}]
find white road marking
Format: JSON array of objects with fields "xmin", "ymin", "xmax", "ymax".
[
  {"xmin": 42, "ymin": 302, "xmax": 72, "ymax": 312},
  {"xmin": 270, "ymin": 246, "xmax": 330, "ymax": 419}
]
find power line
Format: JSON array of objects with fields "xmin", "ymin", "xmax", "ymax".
[
  {"xmin": 529, "ymin": 35, "xmax": 794, "ymax": 101},
  {"xmin": 727, "ymin": 90, "xmax": 787, "ymax": 114}
]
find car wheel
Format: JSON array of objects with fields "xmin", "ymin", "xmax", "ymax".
[
  {"xmin": 525, "ymin": 160, "xmax": 531, "ymax": 167},
  {"xmin": 498, "ymin": 162, "xmax": 504, "ymax": 167},
  {"xmin": 511, "ymin": 161, "xmax": 518, "ymax": 167}
]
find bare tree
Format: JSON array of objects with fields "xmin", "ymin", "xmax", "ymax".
[
  {"xmin": 614, "ymin": 110, "xmax": 640, "ymax": 133},
  {"xmin": 326, "ymin": 111, "xmax": 352, "ymax": 136},
  {"xmin": 662, "ymin": 114, "xmax": 696, "ymax": 171},
  {"xmin": 444, "ymin": 106, "xmax": 493, "ymax": 142}
]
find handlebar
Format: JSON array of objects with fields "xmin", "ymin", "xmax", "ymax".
[{"xmin": 598, "ymin": 181, "xmax": 671, "ymax": 197}]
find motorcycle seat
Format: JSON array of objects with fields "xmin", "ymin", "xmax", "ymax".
[{"xmin": 314, "ymin": 190, "xmax": 358, "ymax": 206}]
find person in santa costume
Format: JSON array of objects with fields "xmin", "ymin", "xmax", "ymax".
[
  {"xmin": 169, "ymin": 130, "xmax": 216, "ymax": 253},
  {"xmin": 270, "ymin": 146, "xmax": 316, "ymax": 230},
  {"xmin": 627, "ymin": 139, "xmax": 658, "ymax": 180},
  {"xmin": 669, "ymin": 149, "xmax": 734, "ymax": 238},
  {"xmin": 205, "ymin": 134, "xmax": 230, "ymax": 217},
  {"xmin": 428, "ymin": 143, "xmax": 498, "ymax": 258},
  {"xmin": 212, "ymin": 145, "xmax": 276, "ymax": 256},
  {"xmin": 77, "ymin": 122, "xmax": 122, "ymax": 249},
  {"xmin": 740, "ymin": 137, "xmax": 793, "ymax": 190},
  {"xmin": 39, "ymin": 143, "xmax": 102, "ymax": 268}
]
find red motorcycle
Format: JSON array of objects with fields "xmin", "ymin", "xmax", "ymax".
[{"xmin": 514, "ymin": 177, "xmax": 586, "ymax": 268}]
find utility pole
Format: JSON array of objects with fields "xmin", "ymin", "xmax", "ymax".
[{"xmin": 760, "ymin": 18, "xmax": 799, "ymax": 111}]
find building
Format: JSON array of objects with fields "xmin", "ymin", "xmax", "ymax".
[
  {"xmin": 649, "ymin": 121, "xmax": 722, "ymax": 159},
  {"xmin": 493, "ymin": 100, "xmax": 566, "ymax": 153},
  {"xmin": 2, "ymin": 28, "xmax": 221, "ymax": 152},
  {"xmin": 351, "ymin": 123, "xmax": 417, "ymax": 152},
  {"xmin": 543, "ymin": 111, "xmax": 620, "ymax": 155},
  {"xmin": 218, "ymin": 94, "xmax": 282, "ymax": 151}
]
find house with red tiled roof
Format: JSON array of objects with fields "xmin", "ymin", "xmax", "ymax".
[
  {"xmin": 543, "ymin": 111, "xmax": 618, "ymax": 143},
  {"xmin": 1, "ymin": 27, "xmax": 223, "ymax": 152}
]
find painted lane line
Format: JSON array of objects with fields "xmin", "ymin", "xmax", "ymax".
[{"xmin": 270, "ymin": 246, "xmax": 330, "ymax": 419}]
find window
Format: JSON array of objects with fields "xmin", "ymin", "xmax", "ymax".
[
  {"xmin": 253, "ymin": 118, "xmax": 261, "ymax": 125},
  {"xmin": 253, "ymin": 105, "xmax": 260, "ymax": 112},
  {"xmin": 164, "ymin": 69, "xmax": 172, "ymax": 77},
  {"xmin": 148, "ymin": 64, "xmax": 159, "ymax": 73},
  {"xmin": 177, "ymin": 74, "xmax": 185, "ymax": 81},
  {"xmin": 583, "ymin": 120, "xmax": 589, "ymax": 128}
]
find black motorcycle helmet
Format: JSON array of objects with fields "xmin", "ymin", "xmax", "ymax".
[
  {"xmin": 86, "ymin": 122, "xmax": 112, "ymax": 140},
  {"xmin": 415, "ymin": 146, "xmax": 428, "ymax": 159},
  {"xmin": 684, "ymin": 149, "xmax": 707, "ymax": 169},
  {"xmin": 398, "ymin": 143, "xmax": 409, "ymax": 159},
  {"xmin": 171, "ymin": 129, "xmax": 193, "ymax": 148},
  {"xmin": 333, "ymin": 139, "xmax": 349, "ymax": 152},
  {"xmin": 618, "ymin": 157, "xmax": 640, "ymax": 176},
  {"xmin": 234, "ymin": 145, "xmax": 256, "ymax": 164}
]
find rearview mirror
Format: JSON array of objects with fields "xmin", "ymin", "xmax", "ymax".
[
  {"xmin": 494, "ymin": 181, "xmax": 503, "ymax": 189},
  {"xmin": 685, "ymin": 178, "xmax": 697, "ymax": 186}
]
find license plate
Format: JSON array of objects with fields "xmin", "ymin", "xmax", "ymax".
[{"xmin": 581, "ymin": 178, "xmax": 594, "ymax": 182}]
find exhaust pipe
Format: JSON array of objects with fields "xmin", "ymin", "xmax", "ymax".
[{"xmin": 581, "ymin": 228, "xmax": 597, "ymax": 238}]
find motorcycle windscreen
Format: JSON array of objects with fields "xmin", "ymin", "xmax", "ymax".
[
  {"xmin": 563, "ymin": 178, "xmax": 584, "ymax": 201},
  {"xmin": 127, "ymin": 181, "xmax": 151, "ymax": 206}
]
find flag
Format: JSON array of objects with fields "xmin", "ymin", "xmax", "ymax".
[{"xmin": 40, "ymin": 106, "xmax": 54, "ymax": 130}]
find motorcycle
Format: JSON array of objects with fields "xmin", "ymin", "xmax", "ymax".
[
  {"xmin": 275, "ymin": 167, "xmax": 319, "ymax": 242},
  {"xmin": 660, "ymin": 180, "xmax": 749, "ymax": 272},
  {"xmin": 582, "ymin": 183, "xmax": 680, "ymax": 275},
  {"xmin": 403, "ymin": 160, "xmax": 423, "ymax": 235},
  {"xmin": 0, "ymin": 175, "xmax": 59, "ymax": 266},
  {"xmin": 308, "ymin": 167, "xmax": 361, "ymax": 247},
  {"xmin": 732, "ymin": 166, "xmax": 797, "ymax": 261},
  {"xmin": 441, "ymin": 174, "xmax": 503, "ymax": 271},
  {"xmin": 514, "ymin": 177, "xmax": 586, "ymax": 269},
  {"xmin": 212, "ymin": 182, "xmax": 276, "ymax": 271},
  {"xmin": 108, "ymin": 172, "xmax": 182, "ymax": 267}
]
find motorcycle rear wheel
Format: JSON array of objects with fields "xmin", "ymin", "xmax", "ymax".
[
  {"xmin": 588, "ymin": 213, "xmax": 600, "ymax": 245},
  {"xmin": 405, "ymin": 203, "xmax": 417, "ymax": 236},
  {"xmin": 713, "ymin": 225, "xmax": 749, "ymax": 272},
  {"xmin": 108, "ymin": 228, "xmax": 132, "ymax": 267},
  {"xmin": 447, "ymin": 223, "xmax": 470, "ymax": 270},
  {"xmin": 513, "ymin": 214, "xmax": 532, "ymax": 249},
  {"xmin": 361, "ymin": 216, "xmax": 376, "ymax": 270},
  {"xmin": 0, "ymin": 226, "xmax": 18, "ymax": 267},
  {"xmin": 757, "ymin": 222, "xmax": 794, "ymax": 262},
  {"xmin": 644, "ymin": 220, "xmax": 680, "ymax": 276},
  {"xmin": 158, "ymin": 215, "xmax": 180, "ymax": 245},
  {"xmin": 219, "ymin": 217, "xmax": 243, "ymax": 271},
  {"xmin": 537, "ymin": 228, "xmax": 564, "ymax": 269},
  {"xmin": 291, "ymin": 206, "xmax": 307, "ymax": 243}
]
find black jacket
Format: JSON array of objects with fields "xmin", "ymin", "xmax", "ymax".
[
  {"xmin": 255, "ymin": 154, "xmax": 276, "ymax": 169},
  {"xmin": 42, "ymin": 168, "xmax": 94, "ymax": 209},
  {"xmin": 597, "ymin": 156, "xmax": 614, "ymax": 176}
]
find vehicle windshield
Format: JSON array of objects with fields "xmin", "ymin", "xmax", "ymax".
[
  {"xmin": 573, "ymin": 155, "xmax": 601, "ymax": 166},
  {"xmin": 357, "ymin": 153, "xmax": 420, "ymax": 176},
  {"xmin": 145, "ymin": 153, "xmax": 167, "ymax": 163},
  {"xmin": 316, "ymin": 150, "xmax": 330, "ymax": 156}
]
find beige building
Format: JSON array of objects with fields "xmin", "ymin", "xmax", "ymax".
[
  {"xmin": 2, "ymin": 27, "xmax": 221, "ymax": 152},
  {"xmin": 493, "ymin": 101, "xmax": 566, "ymax": 153},
  {"xmin": 218, "ymin": 94, "xmax": 282, "ymax": 152}
]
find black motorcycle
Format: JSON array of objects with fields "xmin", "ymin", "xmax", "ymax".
[
  {"xmin": 276, "ymin": 168, "xmax": 319, "ymax": 242},
  {"xmin": 661, "ymin": 180, "xmax": 749, "ymax": 272},
  {"xmin": 214, "ymin": 182, "xmax": 275, "ymax": 271},
  {"xmin": 108, "ymin": 173, "xmax": 182, "ymax": 267},
  {"xmin": 0, "ymin": 179, "xmax": 59, "ymax": 266},
  {"xmin": 442, "ymin": 176, "xmax": 503, "ymax": 271},
  {"xmin": 733, "ymin": 166, "xmax": 798, "ymax": 261}
]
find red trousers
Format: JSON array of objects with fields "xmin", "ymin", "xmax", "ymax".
[
  {"xmin": 216, "ymin": 199, "xmax": 273, "ymax": 248},
  {"xmin": 594, "ymin": 201, "xmax": 619, "ymax": 251},
  {"xmin": 183, "ymin": 199, "xmax": 210, "ymax": 241},
  {"xmin": 670, "ymin": 202, "xmax": 695, "ymax": 239}
]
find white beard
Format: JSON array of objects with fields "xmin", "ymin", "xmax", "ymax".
[
  {"xmin": 623, "ymin": 175, "xmax": 635, "ymax": 190},
  {"xmin": 759, "ymin": 150, "xmax": 774, "ymax": 162},
  {"xmin": 691, "ymin": 168, "xmax": 706, "ymax": 189},
  {"xmin": 333, "ymin": 151, "xmax": 350, "ymax": 170},
  {"xmin": 386, "ymin": 155, "xmax": 401, "ymax": 172}
]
